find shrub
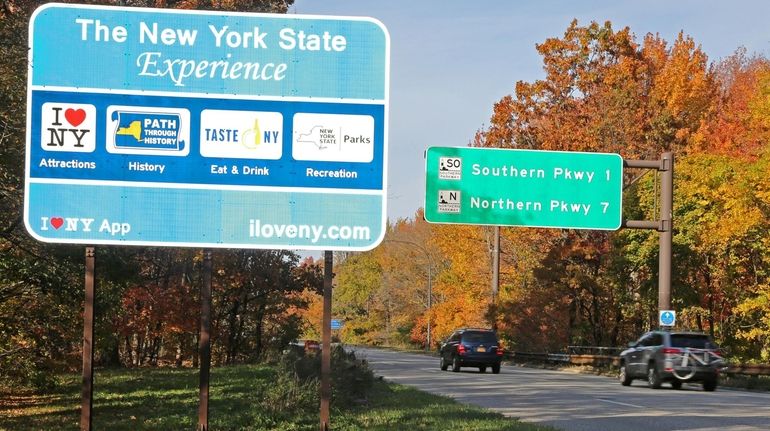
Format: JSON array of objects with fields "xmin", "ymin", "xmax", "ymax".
[{"xmin": 260, "ymin": 344, "xmax": 374, "ymax": 420}]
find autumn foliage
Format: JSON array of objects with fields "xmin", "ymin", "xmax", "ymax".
[
  {"xmin": 331, "ymin": 21, "xmax": 770, "ymax": 362},
  {"xmin": 6, "ymin": 13, "xmax": 770, "ymax": 390}
]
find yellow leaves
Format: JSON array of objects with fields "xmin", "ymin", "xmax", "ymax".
[
  {"xmin": 734, "ymin": 285, "xmax": 770, "ymax": 360},
  {"xmin": 674, "ymin": 154, "xmax": 766, "ymax": 251}
]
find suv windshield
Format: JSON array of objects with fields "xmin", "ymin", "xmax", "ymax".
[
  {"xmin": 670, "ymin": 334, "xmax": 713, "ymax": 349},
  {"xmin": 462, "ymin": 332, "xmax": 497, "ymax": 344}
]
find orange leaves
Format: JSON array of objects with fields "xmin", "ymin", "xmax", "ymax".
[
  {"xmin": 483, "ymin": 20, "xmax": 722, "ymax": 160},
  {"xmin": 117, "ymin": 282, "xmax": 197, "ymax": 338},
  {"xmin": 491, "ymin": 20, "xmax": 770, "ymax": 161},
  {"xmin": 697, "ymin": 51, "xmax": 770, "ymax": 159},
  {"xmin": 647, "ymin": 33, "xmax": 712, "ymax": 118}
]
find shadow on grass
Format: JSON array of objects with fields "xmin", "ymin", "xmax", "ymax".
[
  {"xmin": 0, "ymin": 365, "xmax": 276, "ymax": 431},
  {"xmin": 1, "ymin": 365, "xmax": 552, "ymax": 431}
]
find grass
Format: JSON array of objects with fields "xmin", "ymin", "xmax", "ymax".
[
  {"xmin": 0, "ymin": 364, "xmax": 553, "ymax": 431},
  {"xmin": 337, "ymin": 381, "xmax": 554, "ymax": 431}
]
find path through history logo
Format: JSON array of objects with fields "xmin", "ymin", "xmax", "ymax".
[{"xmin": 106, "ymin": 106, "xmax": 190, "ymax": 156}]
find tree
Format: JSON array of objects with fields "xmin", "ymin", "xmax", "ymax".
[
  {"xmin": 0, "ymin": 0, "xmax": 296, "ymax": 385},
  {"xmin": 481, "ymin": 20, "xmax": 715, "ymax": 160},
  {"xmin": 699, "ymin": 49, "xmax": 770, "ymax": 159}
]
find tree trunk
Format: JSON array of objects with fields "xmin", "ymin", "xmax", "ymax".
[
  {"xmin": 124, "ymin": 336, "xmax": 133, "ymax": 367},
  {"xmin": 253, "ymin": 301, "xmax": 267, "ymax": 360},
  {"xmin": 226, "ymin": 299, "xmax": 241, "ymax": 364},
  {"xmin": 175, "ymin": 342, "xmax": 183, "ymax": 367},
  {"xmin": 192, "ymin": 333, "xmax": 199, "ymax": 368}
]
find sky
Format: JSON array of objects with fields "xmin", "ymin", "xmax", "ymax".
[{"xmin": 290, "ymin": 0, "xmax": 770, "ymax": 222}]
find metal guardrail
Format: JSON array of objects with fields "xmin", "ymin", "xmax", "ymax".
[
  {"xmin": 567, "ymin": 345, "xmax": 624, "ymax": 355},
  {"xmin": 506, "ymin": 350, "xmax": 770, "ymax": 377},
  {"xmin": 726, "ymin": 364, "xmax": 770, "ymax": 376}
]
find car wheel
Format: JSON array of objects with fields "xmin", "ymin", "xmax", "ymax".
[
  {"xmin": 452, "ymin": 356, "xmax": 461, "ymax": 372},
  {"xmin": 491, "ymin": 363, "xmax": 501, "ymax": 374},
  {"xmin": 619, "ymin": 363, "xmax": 632, "ymax": 386},
  {"xmin": 479, "ymin": 366, "xmax": 486, "ymax": 373},
  {"xmin": 703, "ymin": 378, "xmax": 717, "ymax": 392},
  {"xmin": 671, "ymin": 380, "xmax": 682, "ymax": 390},
  {"xmin": 647, "ymin": 364, "xmax": 662, "ymax": 389},
  {"xmin": 440, "ymin": 356, "xmax": 448, "ymax": 371}
]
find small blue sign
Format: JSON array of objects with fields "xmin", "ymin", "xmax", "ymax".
[
  {"xmin": 25, "ymin": 4, "xmax": 389, "ymax": 251},
  {"xmin": 331, "ymin": 319, "xmax": 342, "ymax": 330},
  {"xmin": 659, "ymin": 310, "xmax": 676, "ymax": 327}
]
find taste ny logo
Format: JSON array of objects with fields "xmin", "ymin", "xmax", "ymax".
[
  {"xmin": 199, "ymin": 109, "xmax": 283, "ymax": 160},
  {"xmin": 41, "ymin": 103, "xmax": 96, "ymax": 152}
]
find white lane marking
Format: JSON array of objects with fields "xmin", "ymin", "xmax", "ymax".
[{"xmin": 596, "ymin": 398, "xmax": 644, "ymax": 408}]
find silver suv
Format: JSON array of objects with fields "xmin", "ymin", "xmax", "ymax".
[{"xmin": 619, "ymin": 331, "xmax": 724, "ymax": 391}]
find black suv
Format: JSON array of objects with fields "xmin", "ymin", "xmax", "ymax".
[
  {"xmin": 619, "ymin": 331, "xmax": 724, "ymax": 391},
  {"xmin": 439, "ymin": 328, "xmax": 503, "ymax": 373}
]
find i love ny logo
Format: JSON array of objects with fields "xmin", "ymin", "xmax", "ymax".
[{"xmin": 41, "ymin": 103, "xmax": 96, "ymax": 152}]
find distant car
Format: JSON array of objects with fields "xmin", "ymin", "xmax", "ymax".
[
  {"xmin": 303, "ymin": 339, "xmax": 320, "ymax": 353},
  {"xmin": 618, "ymin": 330, "xmax": 724, "ymax": 391},
  {"xmin": 439, "ymin": 328, "xmax": 503, "ymax": 373}
]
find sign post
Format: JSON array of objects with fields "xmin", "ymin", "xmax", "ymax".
[
  {"xmin": 198, "ymin": 250, "xmax": 212, "ymax": 431},
  {"xmin": 320, "ymin": 251, "xmax": 333, "ymax": 431},
  {"xmin": 425, "ymin": 147, "xmax": 623, "ymax": 230},
  {"xmin": 80, "ymin": 246, "xmax": 95, "ymax": 431},
  {"xmin": 26, "ymin": 5, "xmax": 389, "ymax": 430}
]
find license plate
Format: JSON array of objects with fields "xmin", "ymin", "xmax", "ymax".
[{"xmin": 476, "ymin": 347, "xmax": 486, "ymax": 352}]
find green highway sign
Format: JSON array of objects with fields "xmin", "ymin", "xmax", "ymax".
[{"xmin": 424, "ymin": 147, "xmax": 623, "ymax": 230}]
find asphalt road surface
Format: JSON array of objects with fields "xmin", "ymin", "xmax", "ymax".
[{"xmin": 352, "ymin": 347, "xmax": 770, "ymax": 431}]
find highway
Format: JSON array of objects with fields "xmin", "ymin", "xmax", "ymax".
[{"xmin": 353, "ymin": 347, "xmax": 770, "ymax": 431}]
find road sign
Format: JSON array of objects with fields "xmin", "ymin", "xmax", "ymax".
[
  {"xmin": 659, "ymin": 310, "xmax": 676, "ymax": 327},
  {"xmin": 425, "ymin": 147, "xmax": 623, "ymax": 230},
  {"xmin": 331, "ymin": 319, "xmax": 342, "ymax": 330},
  {"xmin": 25, "ymin": 4, "xmax": 389, "ymax": 251}
]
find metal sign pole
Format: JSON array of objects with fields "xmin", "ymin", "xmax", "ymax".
[
  {"xmin": 80, "ymin": 246, "xmax": 95, "ymax": 431},
  {"xmin": 658, "ymin": 152, "xmax": 674, "ymax": 311},
  {"xmin": 490, "ymin": 226, "xmax": 500, "ymax": 330},
  {"xmin": 198, "ymin": 250, "xmax": 212, "ymax": 431},
  {"xmin": 491, "ymin": 226, "xmax": 500, "ymax": 303},
  {"xmin": 427, "ymin": 261, "xmax": 432, "ymax": 351},
  {"xmin": 320, "ymin": 250, "xmax": 333, "ymax": 431},
  {"xmin": 622, "ymin": 152, "xmax": 675, "ymax": 321}
]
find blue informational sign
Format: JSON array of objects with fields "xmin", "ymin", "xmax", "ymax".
[
  {"xmin": 659, "ymin": 310, "xmax": 676, "ymax": 327},
  {"xmin": 330, "ymin": 319, "xmax": 342, "ymax": 330},
  {"xmin": 25, "ymin": 4, "xmax": 389, "ymax": 250}
]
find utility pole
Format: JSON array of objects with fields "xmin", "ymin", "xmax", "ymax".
[{"xmin": 491, "ymin": 226, "xmax": 500, "ymax": 304}]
